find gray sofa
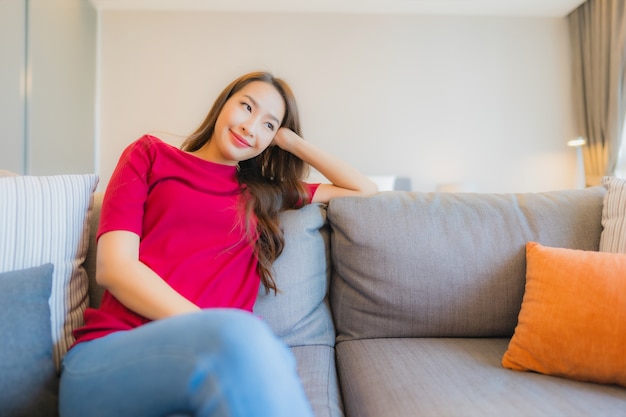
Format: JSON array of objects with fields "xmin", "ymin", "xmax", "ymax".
[
  {"xmin": 3, "ymin": 182, "xmax": 626, "ymax": 416},
  {"xmin": 85, "ymin": 186, "xmax": 626, "ymax": 417},
  {"xmin": 326, "ymin": 187, "xmax": 626, "ymax": 417}
]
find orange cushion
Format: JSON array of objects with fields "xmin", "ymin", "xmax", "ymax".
[{"xmin": 502, "ymin": 242, "xmax": 626, "ymax": 387}]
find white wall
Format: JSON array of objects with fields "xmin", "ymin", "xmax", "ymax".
[{"xmin": 98, "ymin": 11, "xmax": 579, "ymax": 192}]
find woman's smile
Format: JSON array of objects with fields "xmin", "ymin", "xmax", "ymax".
[{"xmin": 230, "ymin": 130, "xmax": 252, "ymax": 148}]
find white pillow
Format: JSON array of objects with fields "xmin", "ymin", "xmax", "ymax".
[
  {"xmin": 600, "ymin": 176, "xmax": 626, "ymax": 253},
  {"xmin": 0, "ymin": 174, "xmax": 98, "ymax": 368}
]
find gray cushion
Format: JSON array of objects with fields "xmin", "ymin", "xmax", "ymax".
[
  {"xmin": 328, "ymin": 187, "xmax": 606, "ymax": 341},
  {"xmin": 254, "ymin": 203, "xmax": 335, "ymax": 347},
  {"xmin": 335, "ymin": 338, "xmax": 626, "ymax": 417},
  {"xmin": 0, "ymin": 263, "xmax": 58, "ymax": 417}
]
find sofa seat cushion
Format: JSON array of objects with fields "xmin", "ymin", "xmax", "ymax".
[
  {"xmin": 336, "ymin": 338, "xmax": 626, "ymax": 417},
  {"xmin": 328, "ymin": 188, "xmax": 605, "ymax": 341},
  {"xmin": 292, "ymin": 345, "xmax": 343, "ymax": 417}
]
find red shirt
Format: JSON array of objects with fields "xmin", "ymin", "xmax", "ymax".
[{"xmin": 74, "ymin": 135, "xmax": 317, "ymax": 344}]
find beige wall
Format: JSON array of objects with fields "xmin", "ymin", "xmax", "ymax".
[{"xmin": 98, "ymin": 11, "xmax": 578, "ymax": 192}]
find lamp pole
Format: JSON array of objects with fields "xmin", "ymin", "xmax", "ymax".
[{"xmin": 567, "ymin": 137, "xmax": 586, "ymax": 189}]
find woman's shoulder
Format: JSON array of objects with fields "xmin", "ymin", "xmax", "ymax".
[
  {"xmin": 126, "ymin": 134, "xmax": 182, "ymax": 157},
  {"xmin": 137, "ymin": 134, "xmax": 169, "ymax": 149},
  {"xmin": 121, "ymin": 134, "xmax": 161, "ymax": 154}
]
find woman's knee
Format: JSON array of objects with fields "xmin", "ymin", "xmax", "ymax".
[{"xmin": 197, "ymin": 309, "xmax": 288, "ymax": 360}]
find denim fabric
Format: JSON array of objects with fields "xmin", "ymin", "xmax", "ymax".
[{"xmin": 59, "ymin": 309, "xmax": 314, "ymax": 417}]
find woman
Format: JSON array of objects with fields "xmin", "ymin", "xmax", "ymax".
[{"xmin": 59, "ymin": 71, "xmax": 377, "ymax": 417}]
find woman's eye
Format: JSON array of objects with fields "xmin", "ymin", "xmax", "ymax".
[
  {"xmin": 241, "ymin": 102, "xmax": 252, "ymax": 112},
  {"xmin": 265, "ymin": 122, "xmax": 275, "ymax": 131}
]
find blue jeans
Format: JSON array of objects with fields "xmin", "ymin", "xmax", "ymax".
[{"xmin": 59, "ymin": 309, "xmax": 314, "ymax": 417}]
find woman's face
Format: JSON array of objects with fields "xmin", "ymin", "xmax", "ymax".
[{"xmin": 204, "ymin": 81, "xmax": 285, "ymax": 166}]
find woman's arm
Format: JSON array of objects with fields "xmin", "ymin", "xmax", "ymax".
[
  {"xmin": 273, "ymin": 128, "xmax": 378, "ymax": 204},
  {"xmin": 96, "ymin": 231, "xmax": 200, "ymax": 320}
]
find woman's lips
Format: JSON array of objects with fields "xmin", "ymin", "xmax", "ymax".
[{"xmin": 231, "ymin": 131, "xmax": 252, "ymax": 148}]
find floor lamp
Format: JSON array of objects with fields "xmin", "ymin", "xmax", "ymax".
[{"xmin": 567, "ymin": 137, "xmax": 586, "ymax": 189}]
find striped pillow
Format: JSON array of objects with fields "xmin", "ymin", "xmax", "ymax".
[
  {"xmin": 600, "ymin": 176, "xmax": 626, "ymax": 253},
  {"xmin": 0, "ymin": 174, "xmax": 99, "ymax": 368}
]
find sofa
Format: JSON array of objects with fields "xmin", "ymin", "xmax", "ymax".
[{"xmin": 1, "ymin": 173, "xmax": 626, "ymax": 417}]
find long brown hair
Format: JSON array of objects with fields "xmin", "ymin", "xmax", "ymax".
[{"xmin": 181, "ymin": 72, "xmax": 310, "ymax": 294}]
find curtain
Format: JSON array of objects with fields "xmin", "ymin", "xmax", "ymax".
[{"xmin": 569, "ymin": 0, "xmax": 626, "ymax": 186}]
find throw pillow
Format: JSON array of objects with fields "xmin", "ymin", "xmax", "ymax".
[
  {"xmin": 600, "ymin": 176, "xmax": 626, "ymax": 253},
  {"xmin": 0, "ymin": 264, "xmax": 58, "ymax": 417},
  {"xmin": 502, "ymin": 242, "xmax": 626, "ymax": 387},
  {"xmin": 253, "ymin": 203, "xmax": 335, "ymax": 347},
  {"xmin": 0, "ymin": 174, "xmax": 98, "ymax": 368}
]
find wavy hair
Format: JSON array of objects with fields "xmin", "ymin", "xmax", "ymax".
[{"xmin": 181, "ymin": 72, "xmax": 310, "ymax": 294}]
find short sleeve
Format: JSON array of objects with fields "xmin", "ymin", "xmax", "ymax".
[
  {"xmin": 293, "ymin": 182, "xmax": 321, "ymax": 208},
  {"xmin": 97, "ymin": 136, "xmax": 154, "ymax": 240},
  {"xmin": 305, "ymin": 182, "xmax": 320, "ymax": 204}
]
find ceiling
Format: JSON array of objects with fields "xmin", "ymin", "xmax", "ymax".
[{"xmin": 90, "ymin": 0, "xmax": 588, "ymax": 17}]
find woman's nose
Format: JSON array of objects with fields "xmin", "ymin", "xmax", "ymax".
[{"xmin": 241, "ymin": 120, "xmax": 256, "ymax": 137}]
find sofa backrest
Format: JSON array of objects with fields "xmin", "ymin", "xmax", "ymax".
[
  {"xmin": 82, "ymin": 193, "xmax": 336, "ymax": 348},
  {"xmin": 328, "ymin": 187, "xmax": 606, "ymax": 341},
  {"xmin": 85, "ymin": 192, "xmax": 104, "ymax": 309}
]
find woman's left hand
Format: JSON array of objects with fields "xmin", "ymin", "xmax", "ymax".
[{"xmin": 272, "ymin": 127, "xmax": 300, "ymax": 152}]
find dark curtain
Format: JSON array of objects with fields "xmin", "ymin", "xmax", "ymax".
[{"xmin": 569, "ymin": 0, "xmax": 626, "ymax": 185}]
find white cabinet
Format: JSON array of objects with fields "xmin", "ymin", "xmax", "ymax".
[
  {"xmin": 0, "ymin": 0, "xmax": 96, "ymax": 175},
  {"xmin": 0, "ymin": 0, "xmax": 26, "ymax": 174}
]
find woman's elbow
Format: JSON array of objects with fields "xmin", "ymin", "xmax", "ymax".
[
  {"xmin": 367, "ymin": 182, "xmax": 379, "ymax": 196},
  {"xmin": 95, "ymin": 231, "xmax": 140, "ymax": 288},
  {"xmin": 95, "ymin": 261, "xmax": 116, "ymax": 289},
  {"xmin": 94, "ymin": 251, "xmax": 130, "ymax": 290},
  {"xmin": 358, "ymin": 180, "xmax": 379, "ymax": 197}
]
